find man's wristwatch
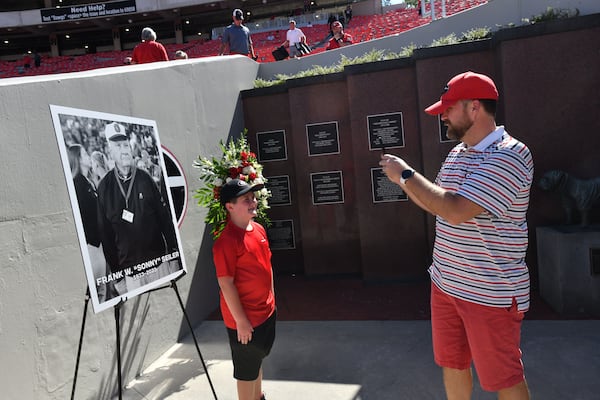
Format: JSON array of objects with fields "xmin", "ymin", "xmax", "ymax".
[{"xmin": 400, "ymin": 169, "xmax": 415, "ymax": 185}]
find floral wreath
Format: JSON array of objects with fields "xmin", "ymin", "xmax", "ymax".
[{"xmin": 194, "ymin": 130, "xmax": 271, "ymax": 238}]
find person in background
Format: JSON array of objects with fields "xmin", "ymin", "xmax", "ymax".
[
  {"xmin": 326, "ymin": 21, "xmax": 353, "ymax": 50},
  {"xmin": 90, "ymin": 150, "xmax": 109, "ymax": 188},
  {"xmin": 175, "ymin": 50, "xmax": 188, "ymax": 59},
  {"xmin": 281, "ymin": 20, "xmax": 306, "ymax": 58},
  {"xmin": 327, "ymin": 13, "xmax": 337, "ymax": 36},
  {"xmin": 219, "ymin": 9, "xmax": 257, "ymax": 60},
  {"xmin": 68, "ymin": 144, "xmax": 108, "ymax": 302},
  {"xmin": 131, "ymin": 27, "xmax": 169, "ymax": 64},
  {"xmin": 303, "ymin": 0, "xmax": 311, "ymax": 13},
  {"xmin": 213, "ymin": 179, "xmax": 276, "ymax": 400},
  {"xmin": 33, "ymin": 51, "xmax": 41, "ymax": 68},
  {"xmin": 345, "ymin": 5, "xmax": 353, "ymax": 25},
  {"xmin": 23, "ymin": 53, "xmax": 32, "ymax": 69},
  {"xmin": 380, "ymin": 71, "xmax": 533, "ymax": 400}
]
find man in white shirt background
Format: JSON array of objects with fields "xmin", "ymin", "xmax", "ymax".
[{"xmin": 281, "ymin": 20, "xmax": 306, "ymax": 58}]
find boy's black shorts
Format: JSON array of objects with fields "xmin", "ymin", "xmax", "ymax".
[{"xmin": 227, "ymin": 310, "xmax": 277, "ymax": 381}]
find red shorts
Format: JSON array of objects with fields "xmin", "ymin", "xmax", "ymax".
[{"xmin": 430, "ymin": 283, "xmax": 526, "ymax": 392}]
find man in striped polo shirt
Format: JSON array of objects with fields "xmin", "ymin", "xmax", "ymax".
[{"xmin": 380, "ymin": 71, "xmax": 533, "ymax": 399}]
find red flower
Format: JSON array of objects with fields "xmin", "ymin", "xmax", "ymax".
[
  {"xmin": 213, "ymin": 220, "xmax": 226, "ymax": 238},
  {"xmin": 239, "ymin": 174, "xmax": 247, "ymax": 181},
  {"xmin": 240, "ymin": 151, "xmax": 248, "ymax": 161},
  {"xmin": 249, "ymin": 172, "xmax": 257, "ymax": 181},
  {"xmin": 229, "ymin": 167, "xmax": 239, "ymax": 178},
  {"xmin": 213, "ymin": 186, "xmax": 221, "ymax": 199}
]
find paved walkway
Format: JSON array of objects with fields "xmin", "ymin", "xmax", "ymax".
[{"xmin": 119, "ymin": 320, "xmax": 600, "ymax": 400}]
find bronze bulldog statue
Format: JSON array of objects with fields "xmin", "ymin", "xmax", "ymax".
[{"xmin": 538, "ymin": 170, "xmax": 600, "ymax": 226}]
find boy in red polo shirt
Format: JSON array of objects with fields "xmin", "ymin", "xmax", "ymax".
[{"xmin": 213, "ymin": 179, "xmax": 276, "ymax": 400}]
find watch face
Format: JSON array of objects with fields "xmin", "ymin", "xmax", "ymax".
[{"xmin": 402, "ymin": 169, "xmax": 414, "ymax": 180}]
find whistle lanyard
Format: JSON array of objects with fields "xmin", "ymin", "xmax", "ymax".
[{"xmin": 114, "ymin": 167, "xmax": 137, "ymax": 209}]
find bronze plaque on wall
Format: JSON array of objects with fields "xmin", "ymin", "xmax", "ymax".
[
  {"xmin": 265, "ymin": 175, "xmax": 291, "ymax": 206},
  {"xmin": 310, "ymin": 171, "xmax": 344, "ymax": 205},
  {"xmin": 267, "ymin": 219, "xmax": 296, "ymax": 250},
  {"xmin": 367, "ymin": 112, "xmax": 405, "ymax": 150},
  {"xmin": 306, "ymin": 122, "xmax": 340, "ymax": 156},
  {"xmin": 257, "ymin": 130, "xmax": 287, "ymax": 162},
  {"xmin": 371, "ymin": 168, "xmax": 408, "ymax": 203}
]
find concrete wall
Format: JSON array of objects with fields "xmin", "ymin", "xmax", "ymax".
[
  {"xmin": 0, "ymin": 55, "xmax": 257, "ymax": 400},
  {"xmin": 257, "ymin": 0, "xmax": 600, "ymax": 80}
]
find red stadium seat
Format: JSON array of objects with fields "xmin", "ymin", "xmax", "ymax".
[{"xmin": 0, "ymin": 1, "xmax": 488, "ymax": 75}]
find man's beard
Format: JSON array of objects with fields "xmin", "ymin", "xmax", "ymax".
[{"xmin": 445, "ymin": 118, "xmax": 473, "ymax": 141}]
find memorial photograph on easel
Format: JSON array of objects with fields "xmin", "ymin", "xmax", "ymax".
[{"xmin": 50, "ymin": 105, "xmax": 187, "ymax": 313}]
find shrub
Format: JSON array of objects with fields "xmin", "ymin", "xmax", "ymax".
[
  {"xmin": 461, "ymin": 27, "xmax": 492, "ymax": 42},
  {"xmin": 431, "ymin": 33, "xmax": 459, "ymax": 47},
  {"xmin": 523, "ymin": 7, "xmax": 579, "ymax": 24}
]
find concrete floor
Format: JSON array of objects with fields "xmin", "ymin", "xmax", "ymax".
[{"xmin": 119, "ymin": 320, "xmax": 600, "ymax": 400}]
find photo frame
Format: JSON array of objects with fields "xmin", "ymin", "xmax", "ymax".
[{"xmin": 50, "ymin": 105, "xmax": 186, "ymax": 313}]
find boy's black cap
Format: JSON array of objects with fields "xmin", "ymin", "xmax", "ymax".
[{"xmin": 220, "ymin": 179, "xmax": 264, "ymax": 206}]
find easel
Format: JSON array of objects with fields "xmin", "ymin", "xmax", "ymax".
[{"xmin": 71, "ymin": 275, "xmax": 218, "ymax": 400}]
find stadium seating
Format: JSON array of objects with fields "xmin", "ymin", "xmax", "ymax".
[{"xmin": 0, "ymin": 0, "xmax": 487, "ymax": 78}]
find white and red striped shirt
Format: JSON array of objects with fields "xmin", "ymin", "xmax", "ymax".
[{"xmin": 429, "ymin": 126, "xmax": 534, "ymax": 312}]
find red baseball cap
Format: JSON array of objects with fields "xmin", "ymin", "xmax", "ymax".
[{"xmin": 425, "ymin": 71, "xmax": 498, "ymax": 115}]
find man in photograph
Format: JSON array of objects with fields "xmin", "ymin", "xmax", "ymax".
[{"xmin": 97, "ymin": 122, "xmax": 181, "ymax": 297}]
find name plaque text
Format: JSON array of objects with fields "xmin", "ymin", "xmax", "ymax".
[
  {"xmin": 311, "ymin": 171, "xmax": 344, "ymax": 205},
  {"xmin": 265, "ymin": 175, "xmax": 291, "ymax": 206},
  {"xmin": 267, "ymin": 220, "xmax": 295, "ymax": 250},
  {"xmin": 371, "ymin": 168, "xmax": 407, "ymax": 203},
  {"xmin": 257, "ymin": 130, "xmax": 287, "ymax": 162},
  {"xmin": 367, "ymin": 112, "xmax": 405, "ymax": 150},
  {"xmin": 306, "ymin": 122, "xmax": 340, "ymax": 156}
]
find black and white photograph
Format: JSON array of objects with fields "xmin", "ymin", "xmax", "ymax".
[{"xmin": 50, "ymin": 105, "xmax": 186, "ymax": 313}]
